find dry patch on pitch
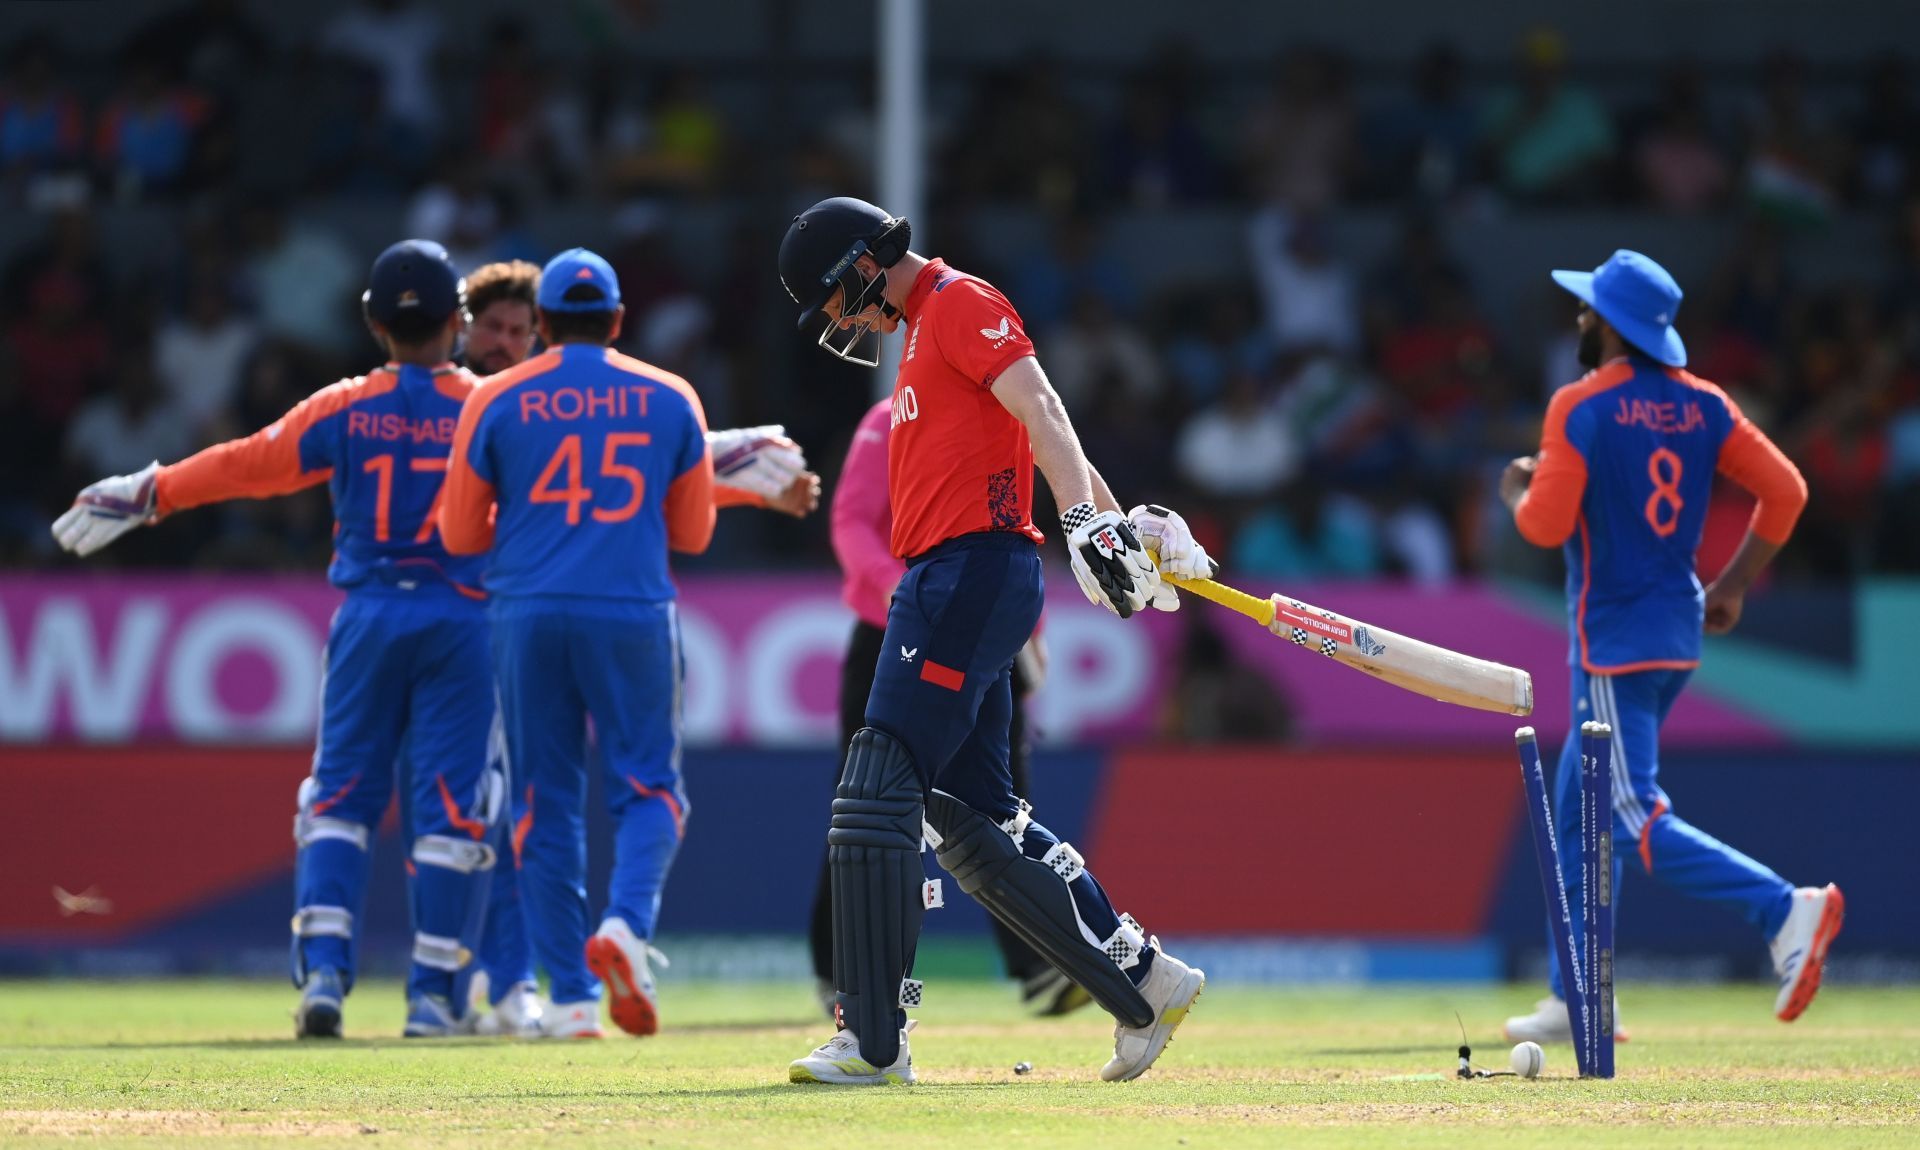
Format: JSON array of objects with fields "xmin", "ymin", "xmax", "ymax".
[{"xmin": 3, "ymin": 1109, "xmax": 375, "ymax": 1138}]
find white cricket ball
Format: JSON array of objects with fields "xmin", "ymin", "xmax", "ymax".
[{"xmin": 1510, "ymin": 1041, "xmax": 1544, "ymax": 1078}]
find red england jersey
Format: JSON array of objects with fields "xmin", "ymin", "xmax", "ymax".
[{"xmin": 887, "ymin": 259, "xmax": 1045, "ymax": 558}]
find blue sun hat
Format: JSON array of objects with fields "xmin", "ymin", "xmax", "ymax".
[{"xmin": 1550, "ymin": 249, "xmax": 1687, "ymax": 367}]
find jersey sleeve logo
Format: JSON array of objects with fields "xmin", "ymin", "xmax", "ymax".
[{"xmin": 980, "ymin": 317, "xmax": 1012, "ymax": 344}]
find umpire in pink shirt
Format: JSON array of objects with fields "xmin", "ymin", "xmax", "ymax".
[{"xmin": 807, "ymin": 399, "xmax": 1084, "ymax": 1017}]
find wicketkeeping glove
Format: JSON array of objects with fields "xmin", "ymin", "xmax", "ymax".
[
  {"xmin": 51, "ymin": 462, "xmax": 161, "ymax": 557},
  {"xmin": 708, "ymin": 425, "xmax": 808, "ymax": 501},
  {"xmin": 1128, "ymin": 503, "xmax": 1217, "ymax": 612},
  {"xmin": 1063, "ymin": 501, "xmax": 1160, "ymax": 619}
]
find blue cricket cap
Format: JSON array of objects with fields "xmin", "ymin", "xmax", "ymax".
[
  {"xmin": 538, "ymin": 247, "xmax": 622, "ymax": 313},
  {"xmin": 1551, "ymin": 249, "xmax": 1687, "ymax": 367},
  {"xmin": 363, "ymin": 239, "xmax": 463, "ymax": 325}
]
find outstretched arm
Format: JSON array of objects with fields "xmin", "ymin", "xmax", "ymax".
[
  {"xmin": 53, "ymin": 384, "xmax": 342, "ymax": 557},
  {"xmin": 708, "ymin": 425, "xmax": 820, "ymax": 518}
]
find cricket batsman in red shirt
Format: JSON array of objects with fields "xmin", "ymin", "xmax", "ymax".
[{"xmin": 778, "ymin": 197, "xmax": 1214, "ymax": 1085}]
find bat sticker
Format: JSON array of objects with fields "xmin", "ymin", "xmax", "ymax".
[
  {"xmin": 1353, "ymin": 626, "xmax": 1387, "ymax": 657},
  {"xmin": 1275, "ymin": 603, "xmax": 1352, "ymax": 644}
]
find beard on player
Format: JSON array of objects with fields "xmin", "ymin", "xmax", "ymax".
[
  {"xmin": 467, "ymin": 340, "xmax": 517, "ymax": 374},
  {"xmin": 1576, "ymin": 319, "xmax": 1604, "ymax": 369}
]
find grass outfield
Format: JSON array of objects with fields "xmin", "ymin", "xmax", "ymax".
[{"xmin": 2, "ymin": 980, "xmax": 1917, "ymax": 1148}]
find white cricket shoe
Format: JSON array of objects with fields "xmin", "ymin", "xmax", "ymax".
[
  {"xmin": 542, "ymin": 1000, "xmax": 605, "ymax": 1039},
  {"xmin": 1770, "ymin": 883, "xmax": 1845, "ymax": 1022},
  {"xmin": 1101, "ymin": 947, "xmax": 1205, "ymax": 1082},
  {"xmin": 584, "ymin": 917, "xmax": 667, "ymax": 1037},
  {"xmin": 788, "ymin": 1021, "xmax": 916, "ymax": 1085},
  {"xmin": 1502, "ymin": 995, "xmax": 1630, "ymax": 1044},
  {"xmin": 473, "ymin": 981, "xmax": 545, "ymax": 1038}
]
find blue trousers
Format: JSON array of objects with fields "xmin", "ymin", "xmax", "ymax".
[
  {"xmin": 471, "ymin": 786, "xmax": 535, "ymax": 1002},
  {"xmin": 1546, "ymin": 665, "xmax": 1796, "ymax": 1000},
  {"xmin": 491, "ymin": 597, "xmax": 687, "ymax": 1005},
  {"xmin": 447, "ymin": 768, "xmax": 535, "ymax": 1010},
  {"xmin": 292, "ymin": 589, "xmax": 496, "ymax": 1004},
  {"xmin": 864, "ymin": 534, "xmax": 1147, "ymax": 986}
]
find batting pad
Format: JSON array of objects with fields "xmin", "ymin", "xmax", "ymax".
[
  {"xmin": 829, "ymin": 727, "xmax": 927, "ymax": 1068},
  {"xmin": 926, "ymin": 789, "xmax": 1153, "ymax": 1028}
]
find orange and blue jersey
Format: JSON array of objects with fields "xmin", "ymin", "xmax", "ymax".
[
  {"xmin": 439, "ymin": 344, "xmax": 715, "ymax": 599},
  {"xmin": 155, "ymin": 362, "xmax": 486, "ymax": 599},
  {"xmin": 439, "ymin": 339, "xmax": 714, "ymax": 1001},
  {"xmin": 161, "ymin": 356, "xmax": 503, "ymax": 1000},
  {"xmin": 1514, "ymin": 355, "xmax": 1808, "ymax": 673},
  {"xmin": 1516, "ymin": 354, "xmax": 1805, "ymax": 995}
]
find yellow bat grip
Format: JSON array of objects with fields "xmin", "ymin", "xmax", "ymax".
[{"xmin": 1147, "ymin": 549, "xmax": 1275, "ymax": 627}]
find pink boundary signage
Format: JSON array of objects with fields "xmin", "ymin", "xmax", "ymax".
[{"xmin": 0, "ymin": 573, "xmax": 1779, "ymax": 747}]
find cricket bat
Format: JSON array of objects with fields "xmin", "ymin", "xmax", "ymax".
[{"xmin": 1152, "ymin": 556, "xmax": 1534, "ymax": 716}]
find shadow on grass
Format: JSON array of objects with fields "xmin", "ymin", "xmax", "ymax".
[{"xmin": 14, "ymin": 1017, "xmax": 828, "ymax": 1051}]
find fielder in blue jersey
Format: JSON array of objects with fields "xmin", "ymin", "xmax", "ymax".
[
  {"xmin": 441, "ymin": 248, "xmax": 716, "ymax": 1040},
  {"xmin": 1500, "ymin": 250, "xmax": 1841, "ymax": 1043},
  {"xmin": 441, "ymin": 259, "xmax": 819, "ymax": 1038},
  {"xmin": 53, "ymin": 241, "xmax": 501, "ymax": 1038}
]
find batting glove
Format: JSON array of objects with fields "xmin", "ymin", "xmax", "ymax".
[
  {"xmin": 708, "ymin": 425, "xmax": 809, "ymax": 502},
  {"xmin": 1128, "ymin": 503, "xmax": 1217, "ymax": 612},
  {"xmin": 52, "ymin": 462, "xmax": 161, "ymax": 557},
  {"xmin": 1063, "ymin": 501, "xmax": 1160, "ymax": 619}
]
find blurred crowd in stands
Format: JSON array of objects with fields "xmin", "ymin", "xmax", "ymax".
[{"xmin": 3, "ymin": 0, "xmax": 1919, "ymax": 584}]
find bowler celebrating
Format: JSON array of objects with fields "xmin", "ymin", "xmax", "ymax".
[
  {"xmin": 1501, "ymin": 249, "xmax": 1842, "ymax": 1043},
  {"xmin": 778, "ymin": 197, "xmax": 1212, "ymax": 1085}
]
